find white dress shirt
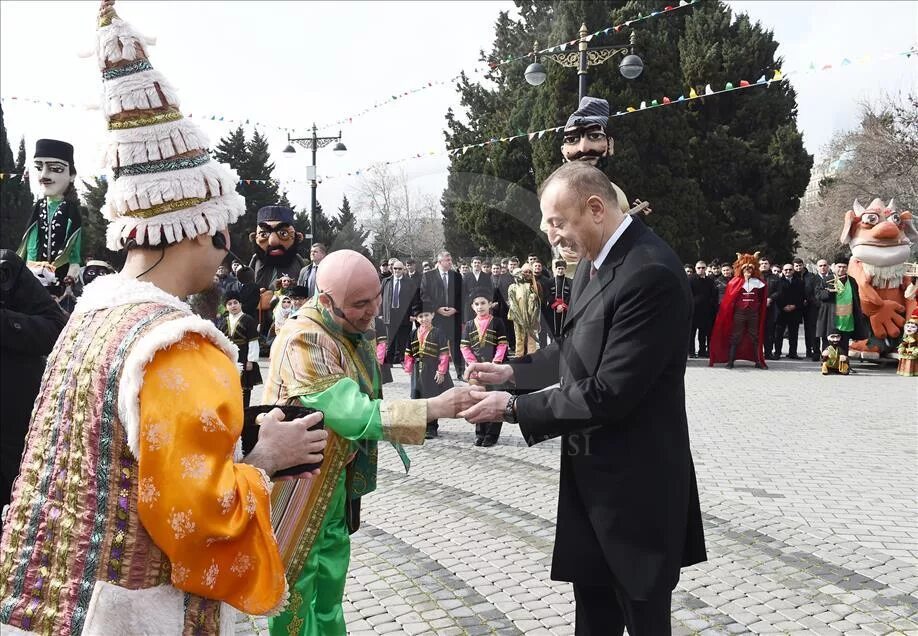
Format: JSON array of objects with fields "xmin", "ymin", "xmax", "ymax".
[{"xmin": 592, "ymin": 213, "xmax": 633, "ymax": 270}]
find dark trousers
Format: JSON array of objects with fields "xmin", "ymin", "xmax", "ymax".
[
  {"xmin": 475, "ymin": 422, "xmax": 502, "ymax": 441},
  {"xmin": 763, "ymin": 304, "xmax": 777, "ymax": 357},
  {"xmin": 822, "ymin": 333, "xmax": 850, "ymax": 356},
  {"xmin": 774, "ymin": 312, "xmax": 801, "ymax": 356},
  {"xmin": 574, "ymin": 582, "xmax": 673, "ymax": 636},
  {"xmin": 386, "ymin": 322, "xmax": 411, "ymax": 365},
  {"xmin": 689, "ymin": 323, "xmax": 711, "ymax": 355},
  {"xmin": 730, "ymin": 306, "xmax": 759, "ymax": 347},
  {"xmin": 804, "ymin": 304, "xmax": 820, "ymax": 356}
]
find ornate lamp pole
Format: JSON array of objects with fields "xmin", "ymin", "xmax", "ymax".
[
  {"xmin": 524, "ymin": 23, "xmax": 644, "ymax": 101},
  {"xmin": 283, "ymin": 123, "xmax": 347, "ymax": 249}
]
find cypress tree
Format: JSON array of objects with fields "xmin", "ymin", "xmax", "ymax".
[
  {"xmin": 330, "ymin": 195, "xmax": 371, "ymax": 255},
  {"xmin": 443, "ymin": 0, "xmax": 812, "ymax": 262},
  {"xmin": 0, "ymin": 109, "xmax": 34, "ymax": 250}
]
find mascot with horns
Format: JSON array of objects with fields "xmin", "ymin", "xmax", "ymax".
[{"xmin": 709, "ymin": 252, "xmax": 769, "ymax": 369}]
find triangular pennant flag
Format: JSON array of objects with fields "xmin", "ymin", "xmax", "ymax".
[
  {"xmin": 739, "ymin": 80, "xmax": 750, "ymax": 87},
  {"xmin": 808, "ymin": 62, "xmax": 816, "ymax": 71},
  {"xmin": 662, "ymin": 96, "xmax": 671, "ymax": 104},
  {"xmin": 677, "ymin": 95, "xmax": 685, "ymax": 101},
  {"xmin": 627, "ymin": 106, "xmax": 636, "ymax": 112},
  {"xmin": 528, "ymin": 132, "xmax": 537, "ymax": 141},
  {"xmin": 689, "ymin": 88, "xmax": 698, "ymax": 99},
  {"xmin": 773, "ymin": 69, "xmax": 783, "ymax": 80},
  {"xmin": 725, "ymin": 82, "xmax": 734, "ymax": 89},
  {"xmin": 822, "ymin": 64, "xmax": 832, "ymax": 70},
  {"xmin": 640, "ymin": 101, "xmax": 647, "ymax": 109},
  {"xmin": 704, "ymin": 84, "xmax": 714, "ymax": 95},
  {"xmin": 651, "ymin": 99, "xmax": 659, "ymax": 106},
  {"xmin": 841, "ymin": 58, "xmax": 851, "ymax": 66},
  {"xmin": 679, "ymin": 0, "xmax": 688, "ymax": 5},
  {"xmin": 756, "ymin": 75, "xmax": 767, "ymax": 84}
]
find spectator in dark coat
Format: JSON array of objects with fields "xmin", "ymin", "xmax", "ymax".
[
  {"xmin": 234, "ymin": 266, "xmax": 262, "ymax": 320},
  {"xmin": 0, "ymin": 249, "xmax": 68, "ymax": 511},
  {"xmin": 688, "ymin": 261, "xmax": 718, "ymax": 357},
  {"xmin": 773, "ymin": 263, "xmax": 806, "ymax": 358}
]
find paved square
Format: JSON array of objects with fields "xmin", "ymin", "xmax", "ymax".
[{"xmin": 242, "ymin": 357, "xmax": 917, "ymax": 635}]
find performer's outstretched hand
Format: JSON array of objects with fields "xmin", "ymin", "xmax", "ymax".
[
  {"xmin": 459, "ymin": 390, "xmax": 511, "ymax": 424},
  {"xmin": 464, "ymin": 361, "xmax": 514, "ymax": 386},
  {"xmin": 245, "ymin": 409, "xmax": 328, "ymax": 478},
  {"xmin": 427, "ymin": 385, "xmax": 478, "ymax": 420}
]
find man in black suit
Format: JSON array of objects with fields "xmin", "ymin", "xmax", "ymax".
[
  {"xmin": 688, "ymin": 261, "xmax": 718, "ymax": 358},
  {"xmin": 380, "ymin": 259, "xmax": 419, "ymax": 364},
  {"xmin": 773, "ymin": 263, "xmax": 805, "ymax": 359},
  {"xmin": 759, "ymin": 256, "xmax": 781, "ymax": 359},
  {"xmin": 809, "ymin": 258, "xmax": 833, "ymax": 360},
  {"xmin": 420, "ymin": 250, "xmax": 465, "ymax": 378},
  {"xmin": 460, "ymin": 163, "xmax": 706, "ymax": 636}
]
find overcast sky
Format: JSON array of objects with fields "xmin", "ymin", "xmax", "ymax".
[{"xmin": 1, "ymin": 0, "xmax": 915, "ymax": 220}]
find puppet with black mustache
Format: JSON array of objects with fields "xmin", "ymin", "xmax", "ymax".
[
  {"xmin": 248, "ymin": 205, "xmax": 308, "ymax": 290},
  {"xmin": 17, "ymin": 139, "xmax": 83, "ymax": 281}
]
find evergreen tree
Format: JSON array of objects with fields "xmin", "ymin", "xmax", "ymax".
[
  {"xmin": 443, "ymin": 0, "xmax": 812, "ymax": 262},
  {"xmin": 310, "ymin": 200, "xmax": 337, "ymax": 248},
  {"xmin": 0, "ymin": 109, "xmax": 34, "ymax": 250},
  {"xmin": 80, "ymin": 176, "xmax": 124, "ymax": 268},
  {"xmin": 330, "ymin": 195, "xmax": 371, "ymax": 255}
]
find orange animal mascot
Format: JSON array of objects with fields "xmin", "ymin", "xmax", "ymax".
[
  {"xmin": 840, "ymin": 198, "xmax": 917, "ymax": 357},
  {"xmin": 709, "ymin": 252, "xmax": 768, "ymax": 369}
]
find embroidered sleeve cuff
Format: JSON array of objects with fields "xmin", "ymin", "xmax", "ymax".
[{"xmin": 379, "ymin": 399, "xmax": 427, "ymax": 445}]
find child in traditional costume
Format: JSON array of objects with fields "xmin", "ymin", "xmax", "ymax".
[
  {"xmin": 405, "ymin": 310, "xmax": 454, "ymax": 439},
  {"xmin": 897, "ymin": 311, "xmax": 918, "ymax": 377},
  {"xmin": 223, "ymin": 289, "xmax": 262, "ymax": 406},
  {"xmin": 460, "ymin": 287, "xmax": 509, "ymax": 446}
]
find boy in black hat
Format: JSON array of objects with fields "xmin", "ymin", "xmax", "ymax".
[
  {"xmin": 17, "ymin": 139, "xmax": 83, "ymax": 280},
  {"xmin": 221, "ymin": 289, "xmax": 262, "ymax": 407}
]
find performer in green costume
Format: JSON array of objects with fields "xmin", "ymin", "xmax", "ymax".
[
  {"xmin": 262, "ymin": 249, "xmax": 471, "ymax": 635},
  {"xmin": 17, "ymin": 139, "xmax": 82, "ymax": 280}
]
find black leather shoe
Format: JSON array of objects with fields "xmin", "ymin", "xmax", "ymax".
[
  {"xmin": 787, "ymin": 354, "xmax": 800, "ymax": 360},
  {"xmin": 482, "ymin": 438, "xmax": 497, "ymax": 447},
  {"xmin": 474, "ymin": 438, "xmax": 484, "ymax": 446}
]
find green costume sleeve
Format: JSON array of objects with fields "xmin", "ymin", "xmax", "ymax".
[{"xmin": 297, "ymin": 376, "xmax": 426, "ymax": 445}]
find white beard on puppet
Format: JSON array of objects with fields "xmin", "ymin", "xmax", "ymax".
[{"xmin": 33, "ymin": 157, "xmax": 75, "ymax": 199}]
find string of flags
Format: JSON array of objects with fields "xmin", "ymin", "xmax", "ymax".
[
  {"xmin": 2, "ymin": 45, "xmax": 914, "ymax": 185},
  {"xmin": 448, "ymin": 45, "xmax": 916, "ymax": 156},
  {"xmin": 312, "ymin": 68, "xmax": 490, "ymax": 133},
  {"xmin": 492, "ymin": 0, "xmax": 702, "ymax": 69}
]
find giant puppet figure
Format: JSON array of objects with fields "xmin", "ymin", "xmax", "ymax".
[
  {"xmin": 839, "ymin": 198, "xmax": 917, "ymax": 357},
  {"xmin": 551, "ymin": 96, "xmax": 651, "ymax": 273},
  {"xmin": 709, "ymin": 252, "xmax": 769, "ymax": 369},
  {"xmin": 16, "ymin": 139, "xmax": 83, "ymax": 280},
  {"xmin": 249, "ymin": 205, "xmax": 308, "ymax": 291}
]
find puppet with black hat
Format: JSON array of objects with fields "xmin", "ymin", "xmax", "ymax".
[
  {"xmin": 554, "ymin": 97, "xmax": 652, "ymax": 275},
  {"xmin": 249, "ymin": 204, "xmax": 308, "ymax": 290},
  {"xmin": 17, "ymin": 139, "xmax": 83, "ymax": 280}
]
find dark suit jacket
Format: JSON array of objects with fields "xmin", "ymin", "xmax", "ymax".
[
  {"xmin": 420, "ymin": 268, "xmax": 464, "ymax": 338},
  {"xmin": 508, "ymin": 220, "xmax": 706, "ymax": 599},
  {"xmin": 774, "ymin": 276, "xmax": 805, "ymax": 320},
  {"xmin": 380, "ymin": 275, "xmax": 419, "ymax": 327}
]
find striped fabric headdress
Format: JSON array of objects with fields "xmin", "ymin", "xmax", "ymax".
[{"xmin": 95, "ymin": 0, "xmax": 245, "ymax": 250}]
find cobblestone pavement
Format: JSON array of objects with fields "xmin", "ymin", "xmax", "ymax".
[{"xmin": 240, "ymin": 356, "xmax": 917, "ymax": 635}]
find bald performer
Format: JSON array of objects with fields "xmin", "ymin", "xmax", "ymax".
[{"xmin": 262, "ymin": 250, "xmax": 470, "ymax": 635}]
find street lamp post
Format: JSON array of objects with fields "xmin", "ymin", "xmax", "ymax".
[
  {"xmin": 283, "ymin": 123, "xmax": 347, "ymax": 249},
  {"xmin": 524, "ymin": 23, "xmax": 644, "ymax": 102}
]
